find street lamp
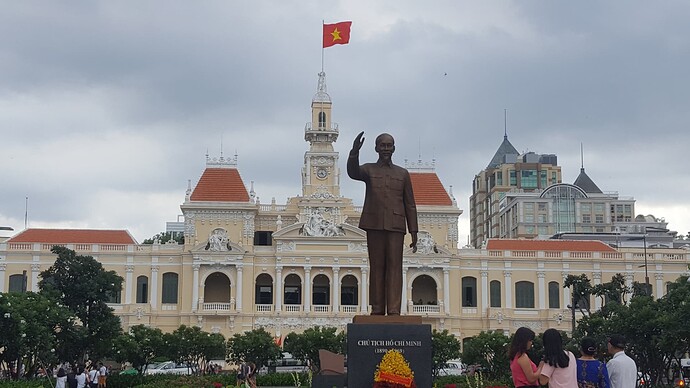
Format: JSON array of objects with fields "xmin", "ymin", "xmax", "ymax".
[{"xmin": 643, "ymin": 233, "xmax": 650, "ymax": 296}]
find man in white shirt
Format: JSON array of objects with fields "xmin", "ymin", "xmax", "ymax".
[{"xmin": 607, "ymin": 334, "xmax": 637, "ymax": 388}]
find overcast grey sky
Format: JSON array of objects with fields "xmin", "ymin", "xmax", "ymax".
[{"xmin": 1, "ymin": 1, "xmax": 689, "ymax": 243}]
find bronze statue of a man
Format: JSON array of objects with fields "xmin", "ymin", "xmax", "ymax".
[{"xmin": 347, "ymin": 131, "xmax": 418, "ymax": 315}]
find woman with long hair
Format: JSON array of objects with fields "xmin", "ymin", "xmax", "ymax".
[
  {"xmin": 56, "ymin": 367, "xmax": 67, "ymax": 388},
  {"xmin": 539, "ymin": 329, "xmax": 577, "ymax": 388},
  {"xmin": 577, "ymin": 337, "xmax": 610, "ymax": 388},
  {"xmin": 509, "ymin": 327, "xmax": 544, "ymax": 387}
]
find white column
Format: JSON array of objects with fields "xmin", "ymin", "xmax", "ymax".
[
  {"xmin": 0, "ymin": 263, "xmax": 6, "ymax": 292},
  {"xmin": 192, "ymin": 264, "xmax": 200, "ymax": 311},
  {"xmin": 538, "ymin": 272, "xmax": 546, "ymax": 310},
  {"xmin": 125, "ymin": 265, "xmax": 134, "ymax": 305},
  {"xmin": 401, "ymin": 268, "xmax": 408, "ymax": 314},
  {"xmin": 332, "ymin": 267, "xmax": 340, "ymax": 313},
  {"xmin": 275, "ymin": 266, "xmax": 283, "ymax": 312},
  {"xmin": 504, "ymin": 271, "xmax": 513, "ymax": 309},
  {"xmin": 150, "ymin": 265, "xmax": 160, "ymax": 310},
  {"xmin": 480, "ymin": 270, "xmax": 489, "ymax": 312},
  {"xmin": 361, "ymin": 268, "xmax": 368, "ymax": 313},
  {"xmin": 443, "ymin": 269, "xmax": 450, "ymax": 314},
  {"xmin": 236, "ymin": 265, "xmax": 243, "ymax": 311},
  {"xmin": 304, "ymin": 266, "xmax": 311, "ymax": 312},
  {"xmin": 592, "ymin": 272, "xmax": 602, "ymax": 310},
  {"xmin": 31, "ymin": 263, "xmax": 40, "ymax": 292},
  {"xmin": 655, "ymin": 273, "xmax": 664, "ymax": 299}
]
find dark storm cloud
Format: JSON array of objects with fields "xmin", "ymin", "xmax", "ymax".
[{"xmin": 1, "ymin": 1, "xmax": 689, "ymax": 240}]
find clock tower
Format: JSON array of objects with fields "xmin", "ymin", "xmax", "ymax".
[{"xmin": 302, "ymin": 72, "xmax": 341, "ymax": 198}]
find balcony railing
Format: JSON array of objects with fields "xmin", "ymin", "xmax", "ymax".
[
  {"xmin": 312, "ymin": 305, "xmax": 331, "ymax": 313},
  {"xmin": 255, "ymin": 304, "xmax": 273, "ymax": 312},
  {"xmin": 411, "ymin": 305, "xmax": 440, "ymax": 314},
  {"xmin": 284, "ymin": 305, "xmax": 302, "ymax": 312},
  {"xmin": 340, "ymin": 305, "xmax": 359, "ymax": 313},
  {"xmin": 202, "ymin": 302, "xmax": 232, "ymax": 311}
]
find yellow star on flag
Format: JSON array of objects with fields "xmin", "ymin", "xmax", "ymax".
[{"xmin": 330, "ymin": 28, "xmax": 342, "ymax": 42}]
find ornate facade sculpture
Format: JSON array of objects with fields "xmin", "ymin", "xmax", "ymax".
[
  {"xmin": 416, "ymin": 231, "xmax": 438, "ymax": 254},
  {"xmin": 301, "ymin": 210, "xmax": 345, "ymax": 237},
  {"xmin": 205, "ymin": 228, "xmax": 232, "ymax": 251}
]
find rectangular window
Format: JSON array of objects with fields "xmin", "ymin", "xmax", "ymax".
[
  {"xmin": 284, "ymin": 286, "xmax": 301, "ymax": 304},
  {"xmin": 524, "ymin": 203, "xmax": 534, "ymax": 211},
  {"xmin": 257, "ymin": 286, "xmax": 272, "ymax": 304},
  {"xmin": 540, "ymin": 170, "xmax": 547, "ymax": 187},
  {"xmin": 490, "ymin": 281, "xmax": 501, "ymax": 307},
  {"xmin": 462, "ymin": 277, "xmax": 477, "ymax": 307},
  {"xmin": 496, "ymin": 171, "xmax": 503, "ymax": 186},
  {"xmin": 594, "ymin": 203, "xmax": 605, "ymax": 213},
  {"xmin": 520, "ymin": 170, "xmax": 538, "ymax": 188},
  {"xmin": 551, "ymin": 171, "xmax": 557, "ymax": 184},
  {"xmin": 595, "ymin": 215, "xmax": 604, "ymax": 224},
  {"xmin": 509, "ymin": 170, "xmax": 517, "ymax": 186},
  {"xmin": 254, "ymin": 231, "xmax": 273, "ymax": 246},
  {"xmin": 538, "ymin": 203, "xmax": 547, "ymax": 211},
  {"xmin": 525, "ymin": 214, "xmax": 534, "ymax": 223},
  {"xmin": 582, "ymin": 214, "xmax": 591, "ymax": 223},
  {"xmin": 162, "ymin": 273, "xmax": 179, "ymax": 304},
  {"xmin": 537, "ymin": 214, "xmax": 547, "ymax": 223},
  {"xmin": 581, "ymin": 203, "xmax": 592, "ymax": 213}
]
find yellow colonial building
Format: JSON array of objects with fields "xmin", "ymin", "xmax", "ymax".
[{"xmin": 1, "ymin": 73, "xmax": 689, "ymax": 342}]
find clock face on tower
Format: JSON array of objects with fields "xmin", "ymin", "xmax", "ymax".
[{"xmin": 316, "ymin": 168, "xmax": 328, "ymax": 179}]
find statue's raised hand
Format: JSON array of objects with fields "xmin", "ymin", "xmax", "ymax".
[{"xmin": 352, "ymin": 131, "xmax": 365, "ymax": 152}]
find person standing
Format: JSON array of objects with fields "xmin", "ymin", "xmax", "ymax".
[
  {"xmin": 509, "ymin": 327, "xmax": 544, "ymax": 387},
  {"xmin": 75, "ymin": 367, "xmax": 87, "ymax": 388},
  {"xmin": 539, "ymin": 329, "xmax": 577, "ymax": 388},
  {"xmin": 577, "ymin": 337, "xmax": 610, "ymax": 388},
  {"xmin": 606, "ymin": 334, "xmax": 637, "ymax": 388},
  {"xmin": 347, "ymin": 131, "xmax": 418, "ymax": 316},
  {"xmin": 55, "ymin": 367, "xmax": 67, "ymax": 388},
  {"xmin": 97, "ymin": 362, "xmax": 107, "ymax": 388},
  {"xmin": 87, "ymin": 365, "xmax": 99, "ymax": 388}
]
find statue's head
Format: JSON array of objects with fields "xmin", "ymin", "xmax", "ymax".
[{"xmin": 375, "ymin": 133, "xmax": 395, "ymax": 162}]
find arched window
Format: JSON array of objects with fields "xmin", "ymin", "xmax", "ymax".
[
  {"xmin": 161, "ymin": 272, "xmax": 179, "ymax": 304},
  {"xmin": 341, "ymin": 275, "xmax": 358, "ymax": 306},
  {"xmin": 490, "ymin": 280, "xmax": 501, "ymax": 307},
  {"xmin": 136, "ymin": 276, "xmax": 148, "ymax": 303},
  {"xmin": 255, "ymin": 274, "xmax": 273, "ymax": 305},
  {"xmin": 548, "ymin": 281, "xmax": 560, "ymax": 308},
  {"xmin": 462, "ymin": 277, "xmax": 477, "ymax": 307},
  {"xmin": 411, "ymin": 275, "xmax": 438, "ymax": 305},
  {"xmin": 8, "ymin": 274, "xmax": 25, "ymax": 293},
  {"xmin": 204, "ymin": 272, "xmax": 231, "ymax": 303},
  {"xmin": 515, "ymin": 281, "xmax": 535, "ymax": 308},
  {"xmin": 284, "ymin": 274, "xmax": 302, "ymax": 305},
  {"xmin": 312, "ymin": 274, "xmax": 330, "ymax": 305}
]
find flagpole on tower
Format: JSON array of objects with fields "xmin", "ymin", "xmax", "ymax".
[{"xmin": 321, "ymin": 20, "xmax": 325, "ymax": 73}]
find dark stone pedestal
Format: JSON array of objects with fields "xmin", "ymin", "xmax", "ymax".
[
  {"xmin": 347, "ymin": 316, "xmax": 432, "ymax": 388},
  {"xmin": 313, "ymin": 374, "xmax": 347, "ymax": 388}
]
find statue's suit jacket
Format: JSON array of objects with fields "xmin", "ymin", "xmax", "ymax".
[{"xmin": 347, "ymin": 151, "xmax": 418, "ymax": 234}]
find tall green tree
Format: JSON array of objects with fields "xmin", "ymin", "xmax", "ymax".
[
  {"xmin": 282, "ymin": 326, "xmax": 345, "ymax": 372},
  {"xmin": 38, "ymin": 246, "xmax": 124, "ymax": 362},
  {"xmin": 226, "ymin": 327, "xmax": 282, "ymax": 371},
  {"xmin": 163, "ymin": 325, "xmax": 225, "ymax": 375},
  {"xmin": 431, "ymin": 329, "xmax": 461, "ymax": 378},
  {"xmin": 113, "ymin": 325, "xmax": 165, "ymax": 373},
  {"xmin": 0, "ymin": 292, "xmax": 73, "ymax": 379},
  {"xmin": 460, "ymin": 330, "xmax": 510, "ymax": 379}
]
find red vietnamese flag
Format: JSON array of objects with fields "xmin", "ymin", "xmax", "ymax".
[{"xmin": 323, "ymin": 21, "xmax": 352, "ymax": 48}]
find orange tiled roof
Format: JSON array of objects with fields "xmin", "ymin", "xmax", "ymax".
[
  {"xmin": 409, "ymin": 172, "xmax": 452, "ymax": 206},
  {"xmin": 190, "ymin": 168, "xmax": 250, "ymax": 202},
  {"xmin": 8, "ymin": 229, "xmax": 137, "ymax": 244},
  {"xmin": 486, "ymin": 239, "xmax": 616, "ymax": 252}
]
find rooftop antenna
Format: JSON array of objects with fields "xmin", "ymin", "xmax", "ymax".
[
  {"xmin": 504, "ymin": 109, "xmax": 508, "ymax": 139},
  {"xmin": 24, "ymin": 196, "xmax": 28, "ymax": 229},
  {"xmin": 580, "ymin": 142, "xmax": 584, "ymax": 169},
  {"xmin": 418, "ymin": 136, "xmax": 422, "ymax": 161},
  {"xmin": 220, "ymin": 135, "xmax": 224, "ymax": 158}
]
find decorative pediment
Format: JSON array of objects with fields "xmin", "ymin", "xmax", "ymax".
[{"xmin": 272, "ymin": 222, "xmax": 366, "ymax": 240}]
